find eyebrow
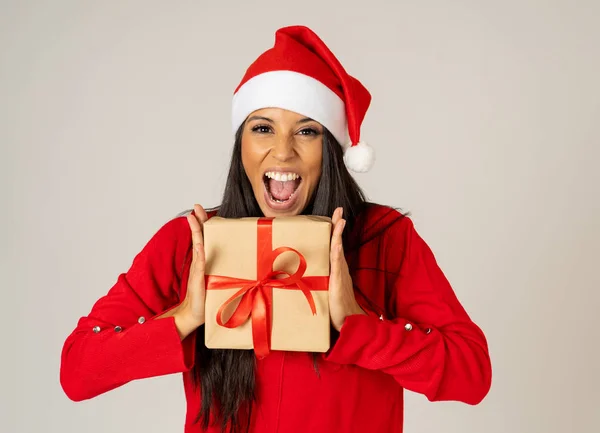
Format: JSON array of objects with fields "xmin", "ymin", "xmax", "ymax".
[
  {"xmin": 246, "ymin": 116, "xmax": 317, "ymax": 125},
  {"xmin": 247, "ymin": 116, "xmax": 273, "ymax": 123}
]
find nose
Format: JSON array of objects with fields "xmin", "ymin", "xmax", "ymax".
[{"xmin": 271, "ymin": 136, "xmax": 295, "ymax": 162}]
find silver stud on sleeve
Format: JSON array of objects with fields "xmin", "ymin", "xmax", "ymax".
[
  {"xmin": 425, "ymin": 328, "xmax": 432, "ymax": 335},
  {"xmin": 379, "ymin": 315, "xmax": 384, "ymax": 321},
  {"xmin": 92, "ymin": 326, "xmax": 101, "ymax": 333},
  {"xmin": 138, "ymin": 316, "xmax": 146, "ymax": 324},
  {"xmin": 404, "ymin": 323, "xmax": 413, "ymax": 331},
  {"xmin": 114, "ymin": 326, "xmax": 122, "ymax": 333}
]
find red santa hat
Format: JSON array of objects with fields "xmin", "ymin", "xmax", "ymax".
[{"xmin": 231, "ymin": 25, "xmax": 375, "ymax": 173}]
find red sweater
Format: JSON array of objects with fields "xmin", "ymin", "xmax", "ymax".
[{"xmin": 60, "ymin": 204, "xmax": 491, "ymax": 432}]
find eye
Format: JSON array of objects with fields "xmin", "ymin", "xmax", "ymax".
[
  {"xmin": 251, "ymin": 124, "xmax": 273, "ymax": 134},
  {"xmin": 298, "ymin": 127, "xmax": 320, "ymax": 136}
]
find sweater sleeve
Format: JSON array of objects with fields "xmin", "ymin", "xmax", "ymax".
[
  {"xmin": 325, "ymin": 216, "xmax": 492, "ymax": 405},
  {"xmin": 60, "ymin": 216, "xmax": 196, "ymax": 402}
]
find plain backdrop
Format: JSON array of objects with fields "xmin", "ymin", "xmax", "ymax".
[{"xmin": 1, "ymin": 1, "xmax": 599, "ymax": 432}]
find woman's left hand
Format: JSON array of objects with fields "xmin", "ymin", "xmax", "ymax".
[{"xmin": 329, "ymin": 207, "xmax": 366, "ymax": 331}]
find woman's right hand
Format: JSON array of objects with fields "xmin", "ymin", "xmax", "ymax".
[{"xmin": 172, "ymin": 204, "xmax": 209, "ymax": 340}]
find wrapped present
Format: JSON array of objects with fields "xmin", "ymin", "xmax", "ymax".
[{"xmin": 203, "ymin": 216, "xmax": 331, "ymax": 358}]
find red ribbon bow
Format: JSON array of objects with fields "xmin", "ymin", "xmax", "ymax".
[{"xmin": 205, "ymin": 218, "xmax": 328, "ymax": 358}]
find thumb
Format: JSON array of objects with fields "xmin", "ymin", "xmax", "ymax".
[
  {"xmin": 330, "ymin": 243, "xmax": 341, "ymax": 276},
  {"xmin": 330, "ymin": 220, "xmax": 346, "ymax": 275}
]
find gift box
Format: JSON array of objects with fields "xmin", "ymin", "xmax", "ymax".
[{"xmin": 203, "ymin": 216, "xmax": 331, "ymax": 357}]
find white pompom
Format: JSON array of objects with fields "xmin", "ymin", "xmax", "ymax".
[{"xmin": 343, "ymin": 141, "xmax": 375, "ymax": 173}]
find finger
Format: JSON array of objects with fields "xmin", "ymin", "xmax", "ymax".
[
  {"xmin": 187, "ymin": 213, "xmax": 204, "ymax": 254},
  {"xmin": 330, "ymin": 219, "xmax": 346, "ymax": 274},
  {"xmin": 330, "ymin": 241, "xmax": 340, "ymax": 277},
  {"xmin": 193, "ymin": 239, "xmax": 206, "ymax": 276},
  {"xmin": 331, "ymin": 207, "xmax": 343, "ymax": 226},
  {"xmin": 331, "ymin": 209, "xmax": 344, "ymax": 242},
  {"xmin": 187, "ymin": 218, "xmax": 206, "ymax": 293},
  {"xmin": 191, "ymin": 205, "xmax": 208, "ymax": 235},
  {"xmin": 332, "ymin": 218, "xmax": 346, "ymax": 245},
  {"xmin": 193, "ymin": 204, "xmax": 208, "ymax": 235},
  {"xmin": 194, "ymin": 203, "xmax": 209, "ymax": 224},
  {"xmin": 187, "ymin": 246, "xmax": 206, "ymax": 296}
]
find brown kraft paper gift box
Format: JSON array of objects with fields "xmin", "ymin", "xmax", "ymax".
[{"xmin": 203, "ymin": 215, "xmax": 331, "ymax": 357}]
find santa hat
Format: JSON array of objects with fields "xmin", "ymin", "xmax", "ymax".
[{"xmin": 231, "ymin": 25, "xmax": 375, "ymax": 173}]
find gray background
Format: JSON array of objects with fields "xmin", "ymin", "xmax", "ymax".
[{"xmin": 1, "ymin": 1, "xmax": 599, "ymax": 432}]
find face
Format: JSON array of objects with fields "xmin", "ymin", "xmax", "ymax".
[{"xmin": 241, "ymin": 108, "xmax": 324, "ymax": 217}]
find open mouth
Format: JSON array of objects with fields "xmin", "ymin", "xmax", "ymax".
[{"xmin": 263, "ymin": 171, "xmax": 302, "ymax": 206}]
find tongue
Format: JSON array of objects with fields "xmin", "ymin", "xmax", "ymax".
[{"xmin": 269, "ymin": 179, "xmax": 296, "ymax": 201}]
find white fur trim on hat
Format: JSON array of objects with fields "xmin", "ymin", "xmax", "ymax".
[
  {"xmin": 232, "ymin": 70, "xmax": 349, "ymax": 145},
  {"xmin": 343, "ymin": 141, "xmax": 375, "ymax": 173}
]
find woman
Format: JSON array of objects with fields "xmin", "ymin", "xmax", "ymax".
[{"xmin": 60, "ymin": 25, "xmax": 491, "ymax": 433}]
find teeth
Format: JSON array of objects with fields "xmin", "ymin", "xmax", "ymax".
[{"xmin": 265, "ymin": 171, "xmax": 300, "ymax": 181}]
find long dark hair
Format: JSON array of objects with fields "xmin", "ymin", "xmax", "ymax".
[{"xmin": 186, "ymin": 123, "xmax": 382, "ymax": 432}]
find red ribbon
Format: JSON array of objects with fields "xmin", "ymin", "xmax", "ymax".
[{"xmin": 206, "ymin": 218, "xmax": 328, "ymax": 358}]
